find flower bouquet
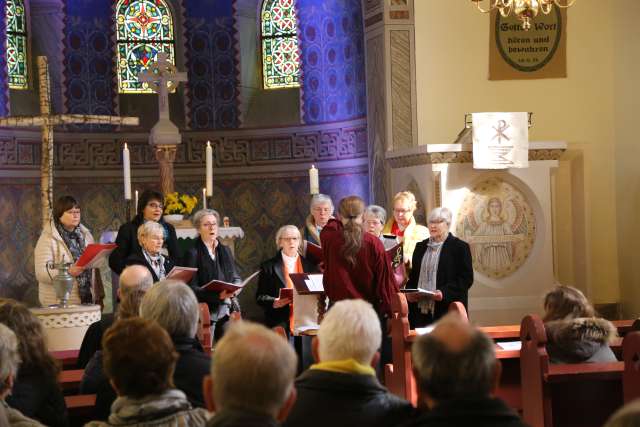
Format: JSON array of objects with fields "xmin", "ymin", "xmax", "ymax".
[{"xmin": 163, "ymin": 192, "xmax": 198, "ymax": 223}]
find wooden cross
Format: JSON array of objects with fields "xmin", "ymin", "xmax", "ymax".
[
  {"xmin": 0, "ymin": 56, "xmax": 140, "ymax": 229},
  {"xmin": 138, "ymin": 52, "xmax": 187, "ymax": 123}
]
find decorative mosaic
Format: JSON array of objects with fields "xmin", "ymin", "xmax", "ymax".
[{"xmin": 6, "ymin": 0, "xmax": 27, "ymax": 89}]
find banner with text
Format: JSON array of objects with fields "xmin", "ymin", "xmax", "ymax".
[
  {"xmin": 489, "ymin": 8, "xmax": 567, "ymax": 80},
  {"xmin": 472, "ymin": 112, "xmax": 529, "ymax": 169}
]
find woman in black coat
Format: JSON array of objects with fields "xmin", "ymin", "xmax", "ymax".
[
  {"xmin": 405, "ymin": 207, "xmax": 473, "ymax": 327},
  {"xmin": 183, "ymin": 209, "xmax": 241, "ymax": 341},
  {"xmin": 256, "ymin": 225, "xmax": 318, "ymax": 332},
  {"xmin": 108, "ymin": 189, "xmax": 180, "ymax": 276},
  {"xmin": 124, "ymin": 221, "xmax": 175, "ymax": 282}
]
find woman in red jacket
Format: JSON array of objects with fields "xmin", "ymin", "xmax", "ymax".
[{"xmin": 320, "ymin": 196, "xmax": 398, "ymax": 318}]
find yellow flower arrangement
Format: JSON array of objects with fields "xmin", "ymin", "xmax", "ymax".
[{"xmin": 164, "ymin": 192, "xmax": 198, "ymax": 215}]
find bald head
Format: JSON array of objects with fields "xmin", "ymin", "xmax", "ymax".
[
  {"xmin": 412, "ymin": 313, "xmax": 498, "ymax": 405},
  {"xmin": 119, "ymin": 265, "xmax": 153, "ymax": 294}
]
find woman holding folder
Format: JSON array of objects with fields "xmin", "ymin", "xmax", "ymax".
[
  {"xmin": 34, "ymin": 195, "xmax": 103, "ymax": 306},
  {"xmin": 183, "ymin": 209, "xmax": 241, "ymax": 341}
]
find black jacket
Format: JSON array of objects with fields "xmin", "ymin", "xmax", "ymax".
[
  {"xmin": 255, "ymin": 252, "xmax": 317, "ymax": 329},
  {"xmin": 183, "ymin": 238, "xmax": 241, "ymax": 311},
  {"xmin": 283, "ymin": 369, "xmax": 414, "ymax": 427},
  {"xmin": 125, "ymin": 251, "xmax": 175, "ymax": 283},
  {"xmin": 6, "ymin": 367, "xmax": 69, "ymax": 427},
  {"xmin": 77, "ymin": 313, "xmax": 115, "ymax": 369},
  {"xmin": 400, "ymin": 397, "xmax": 529, "ymax": 427},
  {"xmin": 108, "ymin": 216, "xmax": 180, "ymax": 275},
  {"xmin": 406, "ymin": 233, "xmax": 473, "ymax": 323},
  {"xmin": 81, "ymin": 336, "xmax": 210, "ymax": 420}
]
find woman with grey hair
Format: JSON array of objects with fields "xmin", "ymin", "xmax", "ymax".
[
  {"xmin": 364, "ymin": 205, "xmax": 387, "ymax": 238},
  {"xmin": 301, "ymin": 194, "xmax": 334, "ymax": 246},
  {"xmin": 125, "ymin": 221, "xmax": 175, "ymax": 282},
  {"xmin": 184, "ymin": 209, "xmax": 241, "ymax": 341},
  {"xmin": 405, "ymin": 207, "xmax": 473, "ymax": 327}
]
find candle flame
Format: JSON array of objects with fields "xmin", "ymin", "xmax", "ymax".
[
  {"xmin": 124, "ymin": 142, "xmax": 128, "ymax": 150},
  {"xmin": 207, "ymin": 140, "xmax": 211, "ymax": 147}
]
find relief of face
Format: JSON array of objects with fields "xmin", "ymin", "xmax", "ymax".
[
  {"xmin": 279, "ymin": 230, "xmax": 300, "ymax": 258},
  {"xmin": 311, "ymin": 202, "xmax": 332, "ymax": 227},
  {"xmin": 141, "ymin": 232, "xmax": 164, "ymax": 256},
  {"xmin": 59, "ymin": 207, "xmax": 81, "ymax": 230},
  {"xmin": 143, "ymin": 199, "xmax": 164, "ymax": 222},
  {"xmin": 198, "ymin": 214, "xmax": 218, "ymax": 243},
  {"xmin": 489, "ymin": 199, "xmax": 503, "ymax": 217},
  {"xmin": 393, "ymin": 200, "xmax": 413, "ymax": 229},
  {"xmin": 364, "ymin": 212, "xmax": 384, "ymax": 237}
]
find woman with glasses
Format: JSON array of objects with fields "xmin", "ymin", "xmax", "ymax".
[
  {"xmin": 404, "ymin": 207, "xmax": 473, "ymax": 327},
  {"xmin": 382, "ymin": 191, "xmax": 429, "ymax": 268},
  {"xmin": 108, "ymin": 189, "xmax": 180, "ymax": 277},
  {"xmin": 34, "ymin": 195, "xmax": 102, "ymax": 306},
  {"xmin": 184, "ymin": 209, "xmax": 241, "ymax": 341}
]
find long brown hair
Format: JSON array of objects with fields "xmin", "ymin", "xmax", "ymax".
[
  {"xmin": 339, "ymin": 196, "xmax": 365, "ymax": 267},
  {"xmin": 0, "ymin": 299, "xmax": 60, "ymax": 379},
  {"xmin": 543, "ymin": 285, "xmax": 595, "ymax": 322}
]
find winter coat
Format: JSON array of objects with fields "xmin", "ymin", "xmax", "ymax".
[{"xmin": 545, "ymin": 317, "xmax": 618, "ymax": 363}]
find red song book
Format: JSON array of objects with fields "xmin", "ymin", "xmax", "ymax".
[
  {"xmin": 278, "ymin": 287, "xmax": 294, "ymax": 300},
  {"xmin": 288, "ymin": 273, "xmax": 324, "ymax": 295},
  {"xmin": 201, "ymin": 271, "xmax": 260, "ymax": 294},
  {"xmin": 304, "ymin": 241, "xmax": 323, "ymax": 263},
  {"xmin": 167, "ymin": 266, "xmax": 198, "ymax": 283},
  {"xmin": 75, "ymin": 243, "xmax": 117, "ymax": 269}
]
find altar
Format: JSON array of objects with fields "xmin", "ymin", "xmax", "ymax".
[{"xmin": 386, "ymin": 140, "xmax": 566, "ymax": 325}]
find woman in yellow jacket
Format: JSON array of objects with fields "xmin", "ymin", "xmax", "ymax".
[{"xmin": 382, "ymin": 191, "xmax": 428, "ymax": 268}]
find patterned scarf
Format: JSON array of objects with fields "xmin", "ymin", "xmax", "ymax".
[
  {"xmin": 143, "ymin": 249, "xmax": 166, "ymax": 280},
  {"xmin": 416, "ymin": 238, "xmax": 444, "ymax": 315},
  {"xmin": 55, "ymin": 220, "xmax": 92, "ymax": 304}
]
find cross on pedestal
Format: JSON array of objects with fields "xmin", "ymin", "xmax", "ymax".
[
  {"xmin": 138, "ymin": 53, "xmax": 188, "ymax": 194},
  {"xmin": 0, "ymin": 56, "xmax": 140, "ymax": 229}
]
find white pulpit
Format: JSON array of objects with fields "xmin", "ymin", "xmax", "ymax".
[
  {"xmin": 386, "ymin": 141, "xmax": 566, "ymax": 325},
  {"xmin": 31, "ymin": 305, "xmax": 101, "ymax": 351}
]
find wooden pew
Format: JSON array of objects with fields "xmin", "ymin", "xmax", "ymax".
[
  {"xmin": 520, "ymin": 314, "xmax": 625, "ymax": 427},
  {"xmin": 623, "ymin": 331, "xmax": 640, "ymax": 403},
  {"xmin": 65, "ymin": 394, "xmax": 96, "ymax": 418},
  {"xmin": 51, "ymin": 349, "xmax": 80, "ymax": 368},
  {"xmin": 196, "ymin": 303, "xmax": 212, "ymax": 355},
  {"xmin": 59, "ymin": 369, "xmax": 83, "ymax": 392}
]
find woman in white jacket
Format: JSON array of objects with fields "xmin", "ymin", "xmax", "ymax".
[{"xmin": 34, "ymin": 196, "xmax": 99, "ymax": 306}]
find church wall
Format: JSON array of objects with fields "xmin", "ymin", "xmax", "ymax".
[
  {"xmin": 413, "ymin": 1, "xmax": 622, "ymax": 307},
  {"xmin": 297, "ymin": 0, "xmax": 367, "ymax": 124},
  {"xmin": 612, "ymin": 1, "xmax": 640, "ymax": 318}
]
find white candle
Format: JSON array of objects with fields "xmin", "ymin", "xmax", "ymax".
[
  {"xmin": 202, "ymin": 188, "xmax": 207, "ymax": 209},
  {"xmin": 134, "ymin": 190, "xmax": 139, "ymax": 212},
  {"xmin": 309, "ymin": 164, "xmax": 319, "ymax": 195},
  {"xmin": 206, "ymin": 141, "xmax": 213, "ymax": 197},
  {"xmin": 123, "ymin": 143, "xmax": 131, "ymax": 200}
]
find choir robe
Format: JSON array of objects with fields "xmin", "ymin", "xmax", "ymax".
[{"xmin": 320, "ymin": 219, "xmax": 398, "ymax": 317}]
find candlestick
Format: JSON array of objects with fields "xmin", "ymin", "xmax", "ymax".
[
  {"xmin": 206, "ymin": 141, "xmax": 213, "ymax": 197},
  {"xmin": 123, "ymin": 143, "xmax": 131, "ymax": 200},
  {"xmin": 309, "ymin": 164, "xmax": 319, "ymax": 195},
  {"xmin": 202, "ymin": 188, "xmax": 207, "ymax": 210}
]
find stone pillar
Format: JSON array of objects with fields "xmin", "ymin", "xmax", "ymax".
[
  {"xmin": 155, "ymin": 145, "xmax": 177, "ymax": 195},
  {"xmin": 363, "ymin": 0, "xmax": 418, "ymax": 206}
]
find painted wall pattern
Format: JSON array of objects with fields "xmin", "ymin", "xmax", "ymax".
[
  {"xmin": 63, "ymin": 0, "xmax": 116, "ymax": 129},
  {"xmin": 183, "ymin": 0, "xmax": 240, "ymax": 129},
  {"xmin": 297, "ymin": 0, "xmax": 367, "ymax": 123}
]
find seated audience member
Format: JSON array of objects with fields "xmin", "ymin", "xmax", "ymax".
[
  {"xmin": 81, "ymin": 269, "xmax": 153, "ymax": 419},
  {"xmin": 0, "ymin": 299, "xmax": 68, "ymax": 427},
  {"xmin": 405, "ymin": 313, "xmax": 528, "ymax": 427},
  {"xmin": 125, "ymin": 221, "xmax": 175, "ymax": 282},
  {"xmin": 77, "ymin": 265, "xmax": 153, "ymax": 368},
  {"xmin": 604, "ymin": 398, "xmax": 640, "ymax": 427},
  {"xmin": 85, "ymin": 318, "xmax": 208, "ymax": 427},
  {"xmin": 543, "ymin": 285, "xmax": 617, "ymax": 363},
  {"xmin": 0, "ymin": 323, "xmax": 45, "ymax": 427},
  {"xmin": 364, "ymin": 205, "xmax": 387, "ymax": 239},
  {"xmin": 139, "ymin": 280, "xmax": 211, "ymax": 408},
  {"xmin": 203, "ymin": 322, "xmax": 297, "ymax": 427},
  {"xmin": 283, "ymin": 300, "xmax": 413, "ymax": 427}
]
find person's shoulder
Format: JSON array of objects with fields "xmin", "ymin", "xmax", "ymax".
[{"xmin": 322, "ymin": 218, "xmax": 341, "ymax": 232}]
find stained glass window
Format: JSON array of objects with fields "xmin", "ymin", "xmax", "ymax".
[
  {"xmin": 6, "ymin": 0, "xmax": 28, "ymax": 90},
  {"xmin": 261, "ymin": 0, "xmax": 300, "ymax": 89},
  {"xmin": 116, "ymin": 0, "xmax": 175, "ymax": 93}
]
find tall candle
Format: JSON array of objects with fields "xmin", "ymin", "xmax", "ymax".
[
  {"xmin": 123, "ymin": 143, "xmax": 131, "ymax": 200},
  {"xmin": 134, "ymin": 190, "xmax": 139, "ymax": 213},
  {"xmin": 202, "ymin": 188, "xmax": 207, "ymax": 209},
  {"xmin": 309, "ymin": 164, "xmax": 319, "ymax": 195},
  {"xmin": 206, "ymin": 141, "xmax": 213, "ymax": 197}
]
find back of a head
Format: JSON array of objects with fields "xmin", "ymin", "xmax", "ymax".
[
  {"xmin": 338, "ymin": 196, "xmax": 365, "ymax": 267},
  {"xmin": 604, "ymin": 399, "xmax": 640, "ymax": 427},
  {"xmin": 0, "ymin": 323, "xmax": 20, "ymax": 393},
  {"xmin": 139, "ymin": 280, "xmax": 199, "ymax": 338},
  {"xmin": 543, "ymin": 285, "xmax": 594, "ymax": 322},
  {"xmin": 211, "ymin": 321, "xmax": 297, "ymax": 417},
  {"xmin": 0, "ymin": 299, "xmax": 58, "ymax": 378},
  {"xmin": 412, "ymin": 313, "xmax": 496, "ymax": 402},
  {"xmin": 318, "ymin": 299, "xmax": 381, "ymax": 365},
  {"xmin": 118, "ymin": 265, "xmax": 153, "ymax": 319},
  {"xmin": 102, "ymin": 317, "xmax": 178, "ymax": 398}
]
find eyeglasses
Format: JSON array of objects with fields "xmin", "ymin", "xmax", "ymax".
[
  {"xmin": 202, "ymin": 222, "xmax": 218, "ymax": 228},
  {"xmin": 312, "ymin": 207, "xmax": 332, "ymax": 213},
  {"xmin": 147, "ymin": 203, "xmax": 163, "ymax": 209},
  {"xmin": 65, "ymin": 209, "xmax": 81, "ymax": 215},
  {"xmin": 280, "ymin": 236, "xmax": 300, "ymax": 241},
  {"xmin": 393, "ymin": 208, "xmax": 411, "ymax": 214}
]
